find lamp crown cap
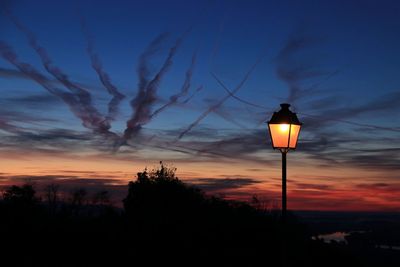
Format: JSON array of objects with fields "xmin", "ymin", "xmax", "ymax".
[{"xmin": 267, "ymin": 103, "xmax": 302, "ymax": 125}]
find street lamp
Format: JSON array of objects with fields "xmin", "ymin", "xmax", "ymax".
[{"xmin": 267, "ymin": 103, "xmax": 302, "ymax": 220}]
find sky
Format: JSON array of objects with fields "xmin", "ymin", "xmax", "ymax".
[{"xmin": 0, "ymin": 0, "xmax": 400, "ymax": 211}]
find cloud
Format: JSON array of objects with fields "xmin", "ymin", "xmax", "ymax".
[
  {"xmin": 357, "ymin": 183, "xmax": 390, "ymax": 189},
  {"xmin": 0, "ymin": 118, "xmax": 21, "ymax": 134},
  {"xmin": 0, "ymin": 41, "xmax": 97, "ymax": 132},
  {"xmin": 124, "ymin": 30, "xmax": 187, "ymax": 139},
  {"xmin": 0, "ymin": 107, "xmax": 59, "ymax": 125},
  {"xmin": 275, "ymin": 34, "xmax": 328, "ymax": 104},
  {"xmin": 0, "ymin": 67, "xmax": 100, "ymax": 91},
  {"xmin": 80, "ymin": 15, "xmax": 126, "ymax": 123},
  {"xmin": 209, "ymin": 71, "xmax": 400, "ymax": 135},
  {"xmin": 194, "ymin": 129, "xmax": 269, "ymax": 155},
  {"xmin": 292, "ymin": 182, "xmax": 333, "ymax": 191},
  {"xmin": 186, "ymin": 177, "xmax": 261, "ymax": 192},
  {"xmin": 0, "ymin": 67, "xmax": 34, "ymax": 80},
  {"xmin": 150, "ymin": 52, "xmax": 197, "ymax": 119},
  {"xmin": 6, "ymin": 10, "xmax": 114, "ymax": 135},
  {"xmin": 2, "ymin": 93, "xmax": 61, "ymax": 109},
  {"xmin": 177, "ymin": 55, "xmax": 265, "ymax": 140},
  {"xmin": 339, "ymin": 150, "xmax": 400, "ymax": 171},
  {"xmin": 181, "ymin": 85, "xmax": 204, "ymax": 104},
  {"xmin": 301, "ymin": 91, "xmax": 400, "ymax": 129},
  {"xmin": 0, "ymin": 128, "xmax": 95, "ymax": 155},
  {"xmin": 135, "ymin": 33, "xmax": 170, "ymax": 103}
]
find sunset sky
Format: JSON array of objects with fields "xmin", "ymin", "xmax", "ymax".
[{"xmin": 1, "ymin": 0, "xmax": 400, "ymax": 211}]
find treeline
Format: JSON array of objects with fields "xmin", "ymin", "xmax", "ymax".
[
  {"xmin": 0, "ymin": 163, "xmax": 372, "ymax": 267},
  {"xmin": 1, "ymin": 182, "xmax": 113, "ymax": 216}
]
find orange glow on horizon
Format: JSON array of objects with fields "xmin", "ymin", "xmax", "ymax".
[{"xmin": 1, "ymin": 152, "xmax": 399, "ymax": 212}]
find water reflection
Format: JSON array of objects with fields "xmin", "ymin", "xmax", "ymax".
[
  {"xmin": 313, "ymin": 231, "xmax": 400, "ymax": 251},
  {"xmin": 313, "ymin": 231, "xmax": 349, "ymax": 243}
]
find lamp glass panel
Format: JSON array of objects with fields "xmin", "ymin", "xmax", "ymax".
[
  {"xmin": 269, "ymin": 123, "xmax": 290, "ymax": 148},
  {"xmin": 289, "ymin": 124, "xmax": 301, "ymax": 149}
]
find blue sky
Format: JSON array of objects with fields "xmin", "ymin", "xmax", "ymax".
[{"xmin": 1, "ymin": 0, "xmax": 400, "ymax": 211}]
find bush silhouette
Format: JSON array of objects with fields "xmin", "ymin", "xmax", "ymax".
[
  {"xmin": 122, "ymin": 162, "xmax": 286, "ymax": 265},
  {"xmin": 124, "ymin": 162, "xmax": 205, "ymax": 226}
]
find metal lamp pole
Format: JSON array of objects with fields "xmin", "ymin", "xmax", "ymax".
[{"xmin": 281, "ymin": 149, "xmax": 287, "ymax": 220}]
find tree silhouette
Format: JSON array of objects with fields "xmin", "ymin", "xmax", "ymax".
[
  {"xmin": 92, "ymin": 190, "xmax": 110, "ymax": 206},
  {"xmin": 70, "ymin": 188, "xmax": 87, "ymax": 206},
  {"xmin": 3, "ymin": 184, "xmax": 38, "ymax": 207},
  {"xmin": 44, "ymin": 183, "xmax": 59, "ymax": 214},
  {"xmin": 123, "ymin": 162, "xmax": 205, "ymax": 226},
  {"xmin": 69, "ymin": 188, "xmax": 87, "ymax": 215}
]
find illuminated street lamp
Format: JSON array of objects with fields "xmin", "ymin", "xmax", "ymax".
[{"xmin": 268, "ymin": 103, "xmax": 302, "ymax": 220}]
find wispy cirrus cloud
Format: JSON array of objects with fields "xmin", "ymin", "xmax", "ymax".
[
  {"xmin": 79, "ymin": 15, "xmax": 126, "ymax": 123},
  {"xmin": 0, "ymin": 67, "xmax": 101, "ymax": 91},
  {"xmin": 177, "ymin": 54, "xmax": 265, "ymax": 140},
  {"xmin": 124, "ymin": 30, "xmax": 189, "ymax": 139},
  {"xmin": 5, "ymin": 9, "xmax": 114, "ymax": 136},
  {"xmin": 275, "ymin": 34, "xmax": 328, "ymax": 104},
  {"xmin": 150, "ymin": 52, "xmax": 197, "ymax": 119},
  {"xmin": 1, "ymin": 93, "xmax": 61, "ymax": 110}
]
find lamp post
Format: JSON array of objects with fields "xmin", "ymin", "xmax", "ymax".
[{"xmin": 267, "ymin": 103, "xmax": 302, "ymax": 220}]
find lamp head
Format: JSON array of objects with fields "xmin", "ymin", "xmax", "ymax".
[{"xmin": 267, "ymin": 103, "xmax": 302, "ymax": 151}]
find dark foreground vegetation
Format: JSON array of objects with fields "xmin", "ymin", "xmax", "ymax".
[{"xmin": 1, "ymin": 164, "xmax": 399, "ymax": 267}]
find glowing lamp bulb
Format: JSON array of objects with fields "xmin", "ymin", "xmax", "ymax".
[{"xmin": 279, "ymin": 124, "xmax": 289, "ymax": 132}]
